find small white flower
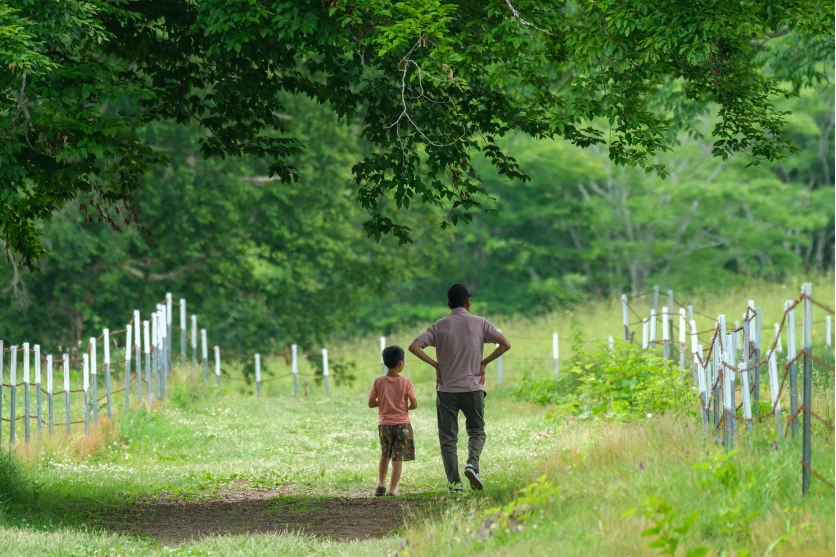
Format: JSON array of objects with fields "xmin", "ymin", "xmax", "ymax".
[{"xmin": 646, "ymin": 413, "xmax": 652, "ymax": 418}]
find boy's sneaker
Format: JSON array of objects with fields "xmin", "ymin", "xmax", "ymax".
[
  {"xmin": 464, "ymin": 464, "xmax": 483, "ymax": 490},
  {"xmin": 448, "ymin": 483, "xmax": 463, "ymax": 495},
  {"xmin": 374, "ymin": 486, "xmax": 387, "ymax": 497}
]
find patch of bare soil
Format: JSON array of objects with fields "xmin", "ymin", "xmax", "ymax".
[{"xmin": 99, "ymin": 488, "xmax": 429, "ymax": 544}]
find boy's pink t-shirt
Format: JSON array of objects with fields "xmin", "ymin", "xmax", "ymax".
[{"xmin": 369, "ymin": 375, "xmax": 415, "ymax": 425}]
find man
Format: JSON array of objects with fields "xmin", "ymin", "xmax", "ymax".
[{"xmin": 409, "ymin": 284, "xmax": 511, "ymax": 493}]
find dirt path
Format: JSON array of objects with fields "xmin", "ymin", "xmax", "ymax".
[{"xmin": 99, "ymin": 487, "xmax": 430, "ymax": 544}]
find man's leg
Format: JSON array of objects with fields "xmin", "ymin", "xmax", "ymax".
[
  {"xmin": 462, "ymin": 391, "xmax": 486, "ymax": 472},
  {"xmin": 436, "ymin": 392, "xmax": 461, "ymax": 485}
]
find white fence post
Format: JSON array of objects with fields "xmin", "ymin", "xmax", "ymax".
[
  {"xmin": 641, "ymin": 319, "xmax": 649, "ymax": 349},
  {"xmin": 662, "ymin": 307, "xmax": 670, "ymax": 359},
  {"xmin": 166, "ymin": 293, "xmax": 173, "ymax": 380},
  {"xmin": 649, "ymin": 309, "xmax": 657, "ymax": 348},
  {"xmin": 143, "ymin": 320, "xmax": 152, "ymax": 404},
  {"xmin": 83, "ymin": 353, "xmax": 90, "ymax": 436},
  {"xmin": 255, "ymin": 353, "xmax": 262, "ymax": 398},
  {"xmin": 34, "ymin": 344, "xmax": 42, "ymax": 436},
  {"xmin": 679, "ymin": 308, "xmax": 686, "ymax": 369},
  {"xmin": 23, "ymin": 342, "xmax": 30, "ymax": 442},
  {"xmin": 10, "ymin": 347, "xmax": 17, "ymax": 444},
  {"xmin": 180, "ymin": 299, "xmax": 187, "ymax": 368},
  {"xmin": 47, "ymin": 355, "xmax": 53, "ymax": 435},
  {"xmin": 191, "ymin": 315, "xmax": 198, "ymax": 367},
  {"xmin": 768, "ymin": 350, "xmax": 782, "ymax": 439},
  {"xmin": 125, "ymin": 324, "xmax": 132, "ymax": 412},
  {"xmin": 90, "ymin": 337, "xmax": 98, "ymax": 424},
  {"xmin": 134, "ymin": 310, "xmax": 141, "ymax": 403},
  {"xmin": 292, "ymin": 344, "xmax": 299, "ymax": 397},
  {"xmin": 214, "ymin": 345, "xmax": 221, "ymax": 395},
  {"xmin": 621, "ymin": 294, "xmax": 630, "ymax": 341},
  {"xmin": 63, "ymin": 355, "xmax": 70, "ymax": 436},
  {"xmin": 322, "ymin": 348, "xmax": 330, "ymax": 396},
  {"xmin": 104, "ymin": 328, "xmax": 111, "ymax": 419},
  {"xmin": 380, "ymin": 336, "xmax": 386, "ymax": 376},
  {"xmin": 201, "ymin": 328, "xmax": 208, "ymax": 382},
  {"xmin": 739, "ymin": 361, "xmax": 753, "ymax": 433}
]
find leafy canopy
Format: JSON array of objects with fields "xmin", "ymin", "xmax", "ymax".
[{"xmin": 1, "ymin": 0, "xmax": 832, "ymax": 266}]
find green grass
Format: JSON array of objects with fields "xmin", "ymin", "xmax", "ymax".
[{"xmin": 0, "ymin": 278, "xmax": 832, "ymax": 556}]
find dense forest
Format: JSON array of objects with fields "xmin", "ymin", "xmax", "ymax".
[{"xmin": 2, "ymin": 83, "xmax": 832, "ymax": 351}]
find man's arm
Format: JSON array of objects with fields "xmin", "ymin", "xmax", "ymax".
[
  {"xmin": 408, "ymin": 339, "xmax": 442, "ymax": 385},
  {"xmin": 477, "ymin": 334, "xmax": 511, "ymax": 383}
]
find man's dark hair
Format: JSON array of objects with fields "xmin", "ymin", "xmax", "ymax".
[
  {"xmin": 447, "ymin": 283, "xmax": 471, "ymax": 309},
  {"xmin": 382, "ymin": 345, "xmax": 405, "ymax": 369}
]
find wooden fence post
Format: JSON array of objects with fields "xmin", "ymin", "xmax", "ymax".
[
  {"xmin": 322, "ymin": 348, "xmax": 330, "ymax": 396},
  {"xmin": 214, "ymin": 346, "xmax": 221, "ymax": 395},
  {"xmin": 134, "ymin": 311, "xmax": 142, "ymax": 405},
  {"xmin": 292, "ymin": 344, "xmax": 299, "ymax": 397},
  {"xmin": 768, "ymin": 350, "xmax": 783, "ymax": 440},
  {"xmin": 10, "ymin": 347, "xmax": 16, "ymax": 445},
  {"xmin": 786, "ymin": 301, "xmax": 798, "ymax": 439},
  {"xmin": 47, "ymin": 355, "xmax": 54, "ymax": 436},
  {"xmin": 380, "ymin": 336, "xmax": 386, "ymax": 376},
  {"xmin": 191, "ymin": 315, "xmax": 198, "ymax": 367},
  {"xmin": 621, "ymin": 294, "xmax": 630, "ymax": 341},
  {"xmin": 23, "ymin": 342, "xmax": 30, "ymax": 442},
  {"xmin": 125, "ymin": 324, "xmax": 132, "ymax": 412},
  {"xmin": 35, "ymin": 344, "xmax": 42, "ymax": 436},
  {"xmin": 63, "ymin": 355, "xmax": 70, "ymax": 436},
  {"xmin": 801, "ymin": 283, "xmax": 812, "ymax": 495},
  {"xmin": 180, "ymin": 299, "xmax": 187, "ymax": 369},
  {"xmin": 201, "ymin": 329, "xmax": 208, "ymax": 382},
  {"xmin": 255, "ymin": 353, "xmax": 262, "ymax": 397},
  {"xmin": 662, "ymin": 307, "xmax": 670, "ymax": 359},
  {"xmin": 83, "ymin": 353, "xmax": 90, "ymax": 436},
  {"xmin": 552, "ymin": 332, "xmax": 559, "ymax": 380}
]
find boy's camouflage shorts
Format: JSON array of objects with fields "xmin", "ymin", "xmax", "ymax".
[{"xmin": 378, "ymin": 423, "xmax": 415, "ymax": 462}]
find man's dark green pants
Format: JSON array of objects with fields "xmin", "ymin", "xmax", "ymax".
[{"xmin": 436, "ymin": 390, "xmax": 486, "ymax": 485}]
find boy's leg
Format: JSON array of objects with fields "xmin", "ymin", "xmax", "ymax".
[
  {"xmin": 461, "ymin": 391, "xmax": 486, "ymax": 472},
  {"xmin": 436, "ymin": 392, "xmax": 461, "ymax": 485},
  {"xmin": 378, "ymin": 455, "xmax": 390, "ymax": 487},
  {"xmin": 388, "ymin": 461, "xmax": 403, "ymax": 494}
]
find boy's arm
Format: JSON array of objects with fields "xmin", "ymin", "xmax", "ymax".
[
  {"xmin": 368, "ymin": 396, "xmax": 379, "ymax": 408},
  {"xmin": 407, "ymin": 381, "xmax": 418, "ymax": 410}
]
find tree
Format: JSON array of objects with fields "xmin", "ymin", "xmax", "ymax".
[{"xmin": 1, "ymin": 0, "xmax": 833, "ymax": 266}]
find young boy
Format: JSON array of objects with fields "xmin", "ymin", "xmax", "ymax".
[{"xmin": 368, "ymin": 345, "xmax": 417, "ymax": 496}]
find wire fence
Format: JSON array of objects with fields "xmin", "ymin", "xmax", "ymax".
[{"xmin": 620, "ymin": 283, "xmax": 834, "ymax": 496}]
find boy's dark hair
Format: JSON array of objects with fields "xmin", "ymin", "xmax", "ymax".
[
  {"xmin": 447, "ymin": 283, "xmax": 471, "ymax": 309},
  {"xmin": 382, "ymin": 345, "xmax": 405, "ymax": 369}
]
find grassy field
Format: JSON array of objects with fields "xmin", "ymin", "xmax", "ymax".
[{"xmin": 0, "ymin": 278, "xmax": 833, "ymax": 556}]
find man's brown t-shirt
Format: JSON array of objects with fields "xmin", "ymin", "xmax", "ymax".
[{"xmin": 416, "ymin": 307, "xmax": 501, "ymax": 393}]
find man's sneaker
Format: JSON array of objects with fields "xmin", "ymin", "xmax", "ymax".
[
  {"xmin": 464, "ymin": 464, "xmax": 483, "ymax": 490},
  {"xmin": 448, "ymin": 483, "xmax": 463, "ymax": 495}
]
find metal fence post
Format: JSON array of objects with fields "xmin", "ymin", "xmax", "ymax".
[
  {"xmin": 801, "ymin": 283, "xmax": 812, "ymax": 495},
  {"xmin": 755, "ymin": 304, "xmax": 763, "ymax": 408},
  {"xmin": 143, "ymin": 320, "xmax": 152, "ymax": 404},
  {"xmin": 90, "ymin": 337, "xmax": 98, "ymax": 425},
  {"xmin": 652, "ymin": 286, "xmax": 659, "ymax": 317},
  {"xmin": 768, "ymin": 350, "xmax": 783, "ymax": 440},
  {"xmin": 739, "ymin": 361, "xmax": 753, "ymax": 433},
  {"xmin": 649, "ymin": 309, "xmax": 657, "ymax": 348},
  {"xmin": 662, "ymin": 307, "xmax": 670, "ymax": 360},
  {"xmin": 786, "ymin": 301, "xmax": 798, "ymax": 438},
  {"xmin": 23, "ymin": 342, "xmax": 30, "ymax": 442},
  {"xmin": 104, "ymin": 329, "xmax": 112, "ymax": 419}
]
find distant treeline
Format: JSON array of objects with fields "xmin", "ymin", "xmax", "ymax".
[{"xmin": 1, "ymin": 88, "xmax": 833, "ymax": 351}]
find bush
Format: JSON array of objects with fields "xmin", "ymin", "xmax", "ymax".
[{"xmin": 514, "ymin": 332, "xmax": 694, "ymax": 421}]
